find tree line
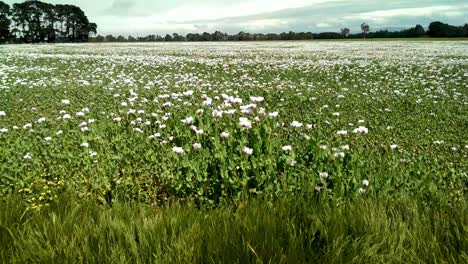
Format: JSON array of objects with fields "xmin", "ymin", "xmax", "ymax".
[
  {"xmin": 0, "ymin": 0, "xmax": 96, "ymax": 43},
  {"xmin": 91, "ymin": 22, "xmax": 468, "ymax": 43},
  {"xmin": 0, "ymin": 1, "xmax": 466, "ymax": 44}
]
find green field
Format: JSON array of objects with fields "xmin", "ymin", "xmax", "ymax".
[{"xmin": 0, "ymin": 41, "xmax": 467, "ymax": 263}]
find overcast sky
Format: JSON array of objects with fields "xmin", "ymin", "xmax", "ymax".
[{"xmin": 4, "ymin": 0, "xmax": 468, "ymax": 36}]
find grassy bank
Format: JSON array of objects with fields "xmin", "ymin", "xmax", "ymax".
[{"xmin": 1, "ymin": 194, "xmax": 467, "ymax": 263}]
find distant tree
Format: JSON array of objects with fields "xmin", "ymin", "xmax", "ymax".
[
  {"xmin": 116, "ymin": 35, "xmax": 126, "ymax": 42},
  {"xmin": 164, "ymin": 34, "xmax": 172, "ymax": 41},
  {"xmin": 361, "ymin": 23, "xmax": 370, "ymax": 37},
  {"xmin": 0, "ymin": 1, "xmax": 10, "ymax": 43},
  {"xmin": 172, "ymin": 33, "xmax": 185, "ymax": 41},
  {"xmin": 105, "ymin": 34, "xmax": 116, "ymax": 42},
  {"xmin": 212, "ymin": 31, "xmax": 226, "ymax": 41},
  {"xmin": 427, "ymin": 21, "xmax": 465, "ymax": 38},
  {"xmin": 94, "ymin": 34, "xmax": 104, "ymax": 42},
  {"xmin": 128, "ymin": 35, "xmax": 136, "ymax": 42},
  {"xmin": 414, "ymin": 24, "xmax": 425, "ymax": 37},
  {"xmin": 361, "ymin": 23, "xmax": 370, "ymax": 38},
  {"xmin": 340, "ymin": 28, "xmax": 350, "ymax": 37},
  {"xmin": 316, "ymin": 32, "xmax": 342, "ymax": 39}
]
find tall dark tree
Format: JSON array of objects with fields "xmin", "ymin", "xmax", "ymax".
[
  {"xmin": 340, "ymin": 28, "xmax": 350, "ymax": 38},
  {"xmin": 0, "ymin": 1, "xmax": 10, "ymax": 43},
  {"xmin": 427, "ymin": 21, "xmax": 465, "ymax": 38},
  {"xmin": 361, "ymin": 23, "xmax": 370, "ymax": 38}
]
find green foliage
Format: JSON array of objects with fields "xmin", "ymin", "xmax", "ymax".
[{"xmin": 0, "ymin": 194, "xmax": 467, "ymax": 263}]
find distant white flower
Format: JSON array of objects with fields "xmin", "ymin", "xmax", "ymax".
[
  {"xmin": 319, "ymin": 172, "xmax": 329, "ymax": 179},
  {"xmin": 79, "ymin": 122, "xmax": 87, "ymax": 127},
  {"xmin": 337, "ymin": 130, "xmax": 348, "ymax": 135},
  {"xmin": 358, "ymin": 120, "xmax": 365, "ymax": 123},
  {"xmin": 172, "ymin": 146, "xmax": 184, "ymax": 154},
  {"xmin": 76, "ymin": 111, "xmax": 85, "ymax": 117},
  {"xmin": 62, "ymin": 114, "xmax": 71, "ymax": 120},
  {"xmin": 113, "ymin": 117, "xmax": 122, "ymax": 122},
  {"xmin": 37, "ymin": 117, "xmax": 46, "ymax": 123},
  {"xmin": 250, "ymin": 96, "xmax": 264, "ymax": 103},
  {"xmin": 306, "ymin": 124, "xmax": 314, "ymax": 130},
  {"xmin": 195, "ymin": 129, "xmax": 204, "ymax": 135},
  {"xmin": 183, "ymin": 90, "xmax": 194, "ymax": 96},
  {"xmin": 137, "ymin": 110, "xmax": 145, "ymax": 114},
  {"xmin": 89, "ymin": 151, "xmax": 97, "ymax": 157},
  {"xmin": 23, "ymin": 123, "xmax": 32, "ymax": 129},
  {"xmin": 80, "ymin": 142, "xmax": 89, "ymax": 148},
  {"xmin": 334, "ymin": 152, "xmax": 345, "ymax": 158},
  {"xmin": 192, "ymin": 143, "xmax": 202, "ymax": 152},
  {"xmin": 353, "ymin": 126, "xmax": 368, "ymax": 134},
  {"xmin": 56, "ymin": 130, "xmax": 63, "ymax": 135},
  {"xmin": 81, "ymin": 126, "xmax": 89, "ymax": 132},
  {"xmin": 433, "ymin": 140, "xmax": 444, "ymax": 145},
  {"xmin": 320, "ymin": 145, "xmax": 328, "ymax": 150},
  {"xmin": 182, "ymin": 116, "xmax": 194, "ymax": 124},
  {"xmin": 0, "ymin": 128, "xmax": 8, "ymax": 133},
  {"xmin": 243, "ymin": 147, "xmax": 253, "ymax": 155},
  {"xmin": 362, "ymin": 179, "xmax": 369, "ymax": 187},
  {"xmin": 61, "ymin": 99, "xmax": 70, "ymax": 105},
  {"xmin": 203, "ymin": 98, "xmax": 212, "ymax": 106},
  {"xmin": 358, "ymin": 188, "xmax": 366, "ymax": 194},
  {"xmin": 341, "ymin": 145, "xmax": 350, "ymax": 150},
  {"xmin": 291, "ymin": 121, "xmax": 303, "ymax": 128},
  {"xmin": 333, "ymin": 112, "xmax": 340, "ymax": 117},
  {"xmin": 269, "ymin": 112, "xmax": 279, "ymax": 118},
  {"xmin": 390, "ymin": 144, "xmax": 398, "ymax": 150},
  {"xmin": 24, "ymin": 153, "xmax": 32, "ymax": 159},
  {"xmin": 0, "ymin": 111, "xmax": 5, "ymax": 116},
  {"xmin": 12, "ymin": 126, "xmax": 18, "ymax": 130},
  {"xmin": 282, "ymin": 145, "xmax": 292, "ymax": 152},
  {"xmin": 133, "ymin": 128, "xmax": 143, "ymax": 133},
  {"xmin": 220, "ymin": 131, "xmax": 230, "ymax": 139},
  {"xmin": 120, "ymin": 102, "xmax": 128, "ymax": 107},
  {"xmin": 212, "ymin": 110, "xmax": 223, "ymax": 119},
  {"xmin": 196, "ymin": 109, "xmax": 204, "ymax": 114},
  {"xmin": 44, "ymin": 137, "xmax": 52, "ymax": 141},
  {"xmin": 239, "ymin": 117, "xmax": 252, "ymax": 129}
]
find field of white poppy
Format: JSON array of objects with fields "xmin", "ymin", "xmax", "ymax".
[{"xmin": 0, "ymin": 41, "xmax": 467, "ymax": 263}]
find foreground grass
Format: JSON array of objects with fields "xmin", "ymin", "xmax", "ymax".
[{"xmin": 1, "ymin": 194, "xmax": 467, "ymax": 263}]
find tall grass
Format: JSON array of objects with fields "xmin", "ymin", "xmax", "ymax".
[{"xmin": 1, "ymin": 194, "xmax": 467, "ymax": 263}]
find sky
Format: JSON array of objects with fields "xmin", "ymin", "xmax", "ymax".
[{"xmin": 4, "ymin": 0, "xmax": 468, "ymax": 36}]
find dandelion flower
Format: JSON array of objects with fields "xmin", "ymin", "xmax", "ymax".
[
  {"xmin": 172, "ymin": 146, "xmax": 184, "ymax": 154},
  {"xmin": 243, "ymin": 147, "xmax": 253, "ymax": 155},
  {"xmin": 192, "ymin": 143, "xmax": 202, "ymax": 152},
  {"xmin": 239, "ymin": 117, "xmax": 252, "ymax": 129},
  {"xmin": 291, "ymin": 121, "xmax": 303, "ymax": 128},
  {"xmin": 353, "ymin": 126, "xmax": 368, "ymax": 134},
  {"xmin": 337, "ymin": 130, "xmax": 348, "ymax": 135},
  {"xmin": 362, "ymin": 179, "xmax": 369, "ymax": 187},
  {"xmin": 282, "ymin": 145, "xmax": 292, "ymax": 152},
  {"xmin": 319, "ymin": 172, "xmax": 329, "ymax": 179},
  {"xmin": 220, "ymin": 131, "xmax": 230, "ymax": 139}
]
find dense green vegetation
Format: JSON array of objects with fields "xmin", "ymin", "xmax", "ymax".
[
  {"xmin": 0, "ymin": 41, "xmax": 467, "ymax": 262},
  {"xmin": 1, "ymin": 194, "xmax": 467, "ymax": 263}
]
